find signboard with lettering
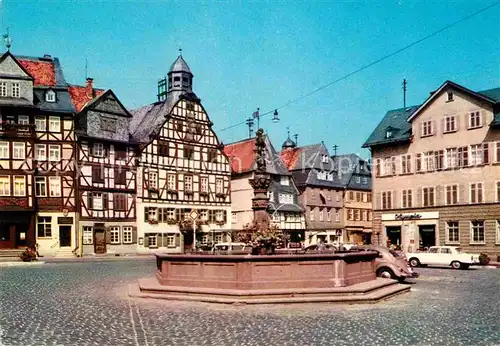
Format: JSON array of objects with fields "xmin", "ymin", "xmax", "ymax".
[
  {"xmin": 395, "ymin": 213, "xmax": 422, "ymax": 221},
  {"xmin": 382, "ymin": 212, "xmax": 439, "ymax": 221},
  {"xmin": 58, "ymin": 217, "xmax": 74, "ymax": 225}
]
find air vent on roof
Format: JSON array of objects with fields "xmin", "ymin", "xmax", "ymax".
[{"xmin": 41, "ymin": 54, "xmax": 53, "ymax": 61}]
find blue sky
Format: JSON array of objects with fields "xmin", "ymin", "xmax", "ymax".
[{"xmin": 4, "ymin": 1, "xmax": 499, "ymax": 158}]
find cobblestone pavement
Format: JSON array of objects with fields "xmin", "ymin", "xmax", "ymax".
[{"xmin": 0, "ymin": 261, "xmax": 499, "ymax": 346}]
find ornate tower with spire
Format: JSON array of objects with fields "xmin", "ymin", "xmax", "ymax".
[
  {"xmin": 281, "ymin": 127, "xmax": 297, "ymax": 150},
  {"xmin": 157, "ymin": 50, "xmax": 196, "ymax": 102}
]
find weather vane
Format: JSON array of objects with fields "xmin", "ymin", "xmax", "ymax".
[
  {"xmin": 3, "ymin": 28, "xmax": 11, "ymax": 51},
  {"xmin": 179, "ymin": 47, "xmax": 182, "ymax": 56}
]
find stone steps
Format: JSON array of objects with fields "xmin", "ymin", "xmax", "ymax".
[
  {"xmin": 54, "ymin": 248, "xmax": 75, "ymax": 258},
  {"xmin": 0, "ymin": 249, "xmax": 24, "ymax": 258}
]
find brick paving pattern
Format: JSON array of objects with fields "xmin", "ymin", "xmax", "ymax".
[{"xmin": 0, "ymin": 260, "xmax": 499, "ymax": 346}]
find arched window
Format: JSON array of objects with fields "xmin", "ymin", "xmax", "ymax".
[{"xmin": 45, "ymin": 89, "xmax": 56, "ymax": 103}]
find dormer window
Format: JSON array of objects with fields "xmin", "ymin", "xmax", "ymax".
[
  {"xmin": 45, "ymin": 90, "xmax": 56, "ymax": 103},
  {"xmin": 280, "ymin": 176, "xmax": 289, "ymax": 186},
  {"xmin": 385, "ymin": 127, "xmax": 393, "ymax": 139},
  {"xmin": 447, "ymin": 91, "xmax": 454, "ymax": 102},
  {"xmin": 12, "ymin": 83, "xmax": 20, "ymax": 98},
  {"xmin": 321, "ymin": 155, "xmax": 329, "ymax": 163}
]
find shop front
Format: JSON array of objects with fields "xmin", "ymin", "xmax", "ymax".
[
  {"xmin": 0, "ymin": 212, "xmax": 35, "ymax": 249},
  {"xmin": 381, "ymin": 212, "xmax": 439, "ymax": 252}
]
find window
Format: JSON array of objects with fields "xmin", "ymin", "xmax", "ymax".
[
  {"xmin": 37, "ymin": 216, "xmax": 52, "ymax": 238},
  {"xmin": 434, "ymin": 150, "xmax": 444, "ymax": 170},
  {"xmin": 12, "ymin": 143, "xmax": 25, "ymax": 159},
  {"xmin": 148, "ymin": 171, "xmax": 158, "ymax": 189},
  {"xmin": 214, "ymin": 233, "xmax": 223, "ymax": 244},
  {"xmin": 13, "ymin": 176, "xmax": 25, "ymax": 196},
  {"xmin": 215, "ymin": 178, "xmax": 223, "ymax": 194},
  {"xmin": 446, "ymin": 222, "xmax": 459, "ymax": 244},
  {"xmin": 447, "ymin": 91, "xmax": 454, "ymax": 102},
  {"xmin": 356, "ymin": 192, "xmax": 362, "ymax": 202},
  {"xmin": 424, "ymin": 151, "xmax": 434, "ymax": 171},
  {"xmin": 49, "ymin": 177, "xmax": 61, "ymax": 197},
  {"xmin": 267, "ymin": 190, "xmax": 274, "ymax": 202},
  {"xmin": 278, "ymin": 193, "xmax": 293, "ymax": 204},
  {"xmin": 367, "ymin": 193, "xmax": 372, "ymax": 202},
  {"xmin": 354, "ymin": 209, "xmax": 360, "ymax": 221},
  {"xmin": 148, "ymin": 234, "xmax": 158, "ymax": 247},
  {"xmin": 367, "ymin": 210, "xmax": 372, "ymax": 221},
  {"xmin": 401, "ymin": 155, "xmax": 411, "ymax": 174},
  {"xmin": 401, "ymin": 189, "xmax": 412, "ymax": 208},
  {"xmin": 183, "ymin": 145, "xmax": 194, "ymax": 159},
  {"xmin": 496, "ymin": 181, "xmax": 500, "ymax": 202},
  {"xmin": 280, "ymin": 176, "xmax": 289, "ymax": 186},
  {"xmin": 468, "ymin": 111, "xmax": 482, "ymax": 129},
  {"xmin": 101, "ymin": 117, "xmax": 116, "ymax": 132},
  {"xmin": 0, "ymin": 82, "xmax": 6, "ymax": 96},
  {"xmin": 444, "ymin": 115, "xmax": 456, "ymax": 132},
  {"xmin": 200, "ymin": 209, "xmax": 209, "ymax": 222},
  {"xmin": 381, "ymin": 191, "xmax": 392, "ymax": 210},
  {"xmin": 45, "ymin": 90, "xmax": 56, "ymax": 102},
  {"xmin": 470, "ymin": 143, "xmax": 489, "ymax": 165},
  {"xmin": 114, "ymin": 167, "xmax": 126, "ymax": 185},
  {"xmin": 347, "ymin": 209, "xmax": 353, "ymax": 221},
  {"xmin": 18, "ymin": 115, "xmax": 29, "ymax": 130},
  {"xmin": 114, "ymin": 193, "xmax": 127, "ymax": 211},
  {"xmin": 109, "ymin": 226, "xmax": 120, "ymax": 244},
  {"xmin": 184, "ymin": 175, "xmax": 193, "ymax": 192},
  {"xmin": 91, "ymin": 166, "xmax": 104, "ymax": 183},
  {"xmin": 0, "ymin": 176, "xmax": 9, "ymax": 196},
  {"xmin": 167, "ymin": 174, "xmax": 176, "ymax": 191},
  {"xmin": 12, "ymin": 83, "xmax": 20, "ymax": 98},
  {"xmin": 421, "ymin": 120, "xmax": 434, "ymax": 137},
  {"xmin": 48, "ymin": 116, "xmax": 60, "ymax": 132},
  {"xmin": 167, "ymin": 234, "xmax": 175, "ymax": 247},
  {"xmin": 145, "ymin": 207, "xmax": 157, "ymax": 221},
  {"xmin": 496, "ymin": 142, "xmax": 500, "ymax": 163},
  {"xmin": 35, "ymin": 117, "xmax": 46, "ymax": 131},
  {"xmin": 35, "ymin": 144, "xmax": 46, "ymax": 161},
  {"xmin": 48, "ymin": 145, "xmax": 60, "ymax": 161},
  {"xmin": 35, "ymin": 177, "xmax": 47, "ymax": 197},
  {"xmin": 321, "ymin": 155, "xmax": 329, "ymax": 163},
  {"xmin": 0, "ymin": 142, "xmax": 8, "ymax": 158},
  {"xmin": 92, "ymin": 192, "xmax": 103, "ymax": 210},
  {"xmin": 231, "ymin": 212, "xmax": 237, "ymax": 223},
  {"xmin": 458, "ymin": 146, "xmax": 468, "ymax": 167},
  {"xmin": 496, "ymin": 220, "xmax": 500, "ymax": 244},
  {"xmin": 327, "ymin": 210, "xmax": 331, "ymax": 222},
  {"xmin": 362, "ymin": 177, "xmax": 368, "ymax": 184},
  {"xmin": 207, "ymin": 149, "xmax": 217, "ymax": 163},
  {"xmin": 310, "ymin": 207, "xmax": 315, "ymax": 221},
  {"xmin": 445, "ymin": 148, "xmax": 457, "ymax": 169},
  {"xmin": 335, "ymin": 209, "xmax": 340, "ymax": 222},
  {"xmin": 422, "ymin": 187, "xmax": 435, "ymax": 207},
  {"xmin": 445, "ymin": 185, "xmax": 459, "ymax": 205},
  {"xmin": 470, "ymin": 183, "xmax": 483, "ymax": 204},
  {"xmin": 349, "ymin": 191, "xmax": 354, "ymax": 200},
  {"xmin": 470, "ymin": 221, "xmax": 485, "ymax": 244},
  {"xmin": 83, "ymin": 226, "xmax": 93, "ymax": 245},
  {"xmin": 319, "ymin": 209, "xmax": 324, "ymax": 221},
  {"xmin": 215, "ymin": 210, "xmax": 225, "ymax": 222},
  {"xmin": 382, "ymin": 157, "xmax": 395, "ymax": 176}
]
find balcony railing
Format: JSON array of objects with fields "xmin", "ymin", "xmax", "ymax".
[{"xmin": 0, "ymin": 122, "xmax": 36, "ymax": 138}]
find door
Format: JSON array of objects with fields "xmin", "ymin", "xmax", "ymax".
[
  {"xmin": 59, "ymin": 226, "xmax": 72, "ymax": 247},
  {"xmin": 386, "ymin": 226, "xmax": 401, "ymax": 247},
  {"xmin": 94, "ymin": 229, "xmax": 106, "ymax": 254},
  {"xmin": 419, "ymin": 225, "xmax": 436, "ymax": 250},
  {"xmin": 15, "ymin": 224, "xmax": 29, "ymax": 248}
]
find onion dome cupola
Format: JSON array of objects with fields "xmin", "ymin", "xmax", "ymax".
[
  {"xmin": 167, "ymin": 49, "xmax": 193, "ymax": 93},
  {"xmin": 282, "ymin": 127, "xmax": 297, "ymax": 150}
]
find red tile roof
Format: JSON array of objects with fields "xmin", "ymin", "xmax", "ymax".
[
  {"xmin": 223, "ymin": 138, "xmax": 256, "ymax": 174},
  {"xmin": 18, "ymin": 59, "xmax": 56, "ymax": 87},
  {"xmin": 68, "ymin": 85, "xmax": 105, "ymax": 112},
  {"xmin": 280, "ymin": 148, "xmax": 302, "ymax": 170}
]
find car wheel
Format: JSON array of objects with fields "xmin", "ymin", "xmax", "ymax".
[
  {"xmin": 451, "ymin": 261, "xmax": 462, "ymax": 270},
  {"xmin": 409, "ymin": 258, "xmax": 420, "ymax": 267},
  {"xmin": 377, "ymin": 268, "xmax": 395, "ymax": 279}
]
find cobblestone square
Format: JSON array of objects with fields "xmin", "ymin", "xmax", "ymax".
[{"xmin": 0, "ymin": 260, "xmax": 499, "ymax": 346}]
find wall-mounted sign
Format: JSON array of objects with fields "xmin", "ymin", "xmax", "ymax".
[
  {"xmin": 382, "ymin": 212, "xmax": 439, "ymax": 221},
  {"xmin": 19, "ymin": 232, "xmax": 26, "ymax": 240},
  {"xmin": 58, "ymin": 217, "xmax": 74, "ymax": 225}
]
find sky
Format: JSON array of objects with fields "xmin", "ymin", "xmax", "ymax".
[{"xmin": 3, "ymin": 1, "xmax": 499, "ymax": 159}]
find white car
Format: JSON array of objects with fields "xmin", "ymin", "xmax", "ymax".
[{"xmin": 408, "ymin": 246, "xmax": 480, "ymax": 270}]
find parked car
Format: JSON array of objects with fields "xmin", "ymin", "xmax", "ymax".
[
  {"xmin": 407, "ymin": 246, "xmax": 480, "ymax": 270},
  {"xmin": 303, "ymin": 243, "xmax": 337, "ymax": 253},
  {"xmin": 358, "ymin": 245, "xmax": 419, "ymax": 282},
  {"xmin": 211, "ymin": 243, "xmax": 249, "ymax": 254}
]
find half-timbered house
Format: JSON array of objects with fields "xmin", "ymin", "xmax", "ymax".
[
  {"xmin": 225, "ymin": 135, "xmax": 305, "ymax": 245},
  {"xmin": 0, "ymin": 51, "xmax": 78, "ymax": 255},
  {"xmin": 70, "ymin": 79, "xmax": 138, "ymax": 255},
  {"xmin": 130, "ymin": 54, "xmax": 231, "ymax": 253}
]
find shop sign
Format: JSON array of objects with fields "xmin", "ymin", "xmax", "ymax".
[
  {"xmin": 395, "ymin": 213, "xmax": 422, "ymax": 221},
  {"xmin": 382, "ymin": 212, "xmax": 439, "ymax": 221},
  {"xmin": 58, "ymin": 217, "xmax": 74, "ymax": 225}
]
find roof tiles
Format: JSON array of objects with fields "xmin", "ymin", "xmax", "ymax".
[
  {"xmin": 68, "ymin": 85, "xmax": 105, "ymax": 112},
  {"xmin": 18, "ymin": 59, "xmax": 56, "ymax": 87}
]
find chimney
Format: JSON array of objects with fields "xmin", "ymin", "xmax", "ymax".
[{"xmin": 86, "ymin": 78, "xmax": 94, "ymax": 99}]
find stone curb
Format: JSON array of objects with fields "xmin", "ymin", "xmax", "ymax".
[{"xmin": 0, "ymin": 261, "xmax": 45, "ymax": 267}]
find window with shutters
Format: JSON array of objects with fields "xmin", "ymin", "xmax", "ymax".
[
  {"xmin": 445, "ymin": 185, "xmax": 459, "ymax": 205},
  {"xmin": 381, "ymin": 191, "xmax": 392, "ymax": 210},
  {"xmin": 468, "ymin": 111, "xmax": 482, "ymax": 129},
  {"xmin": 421, "ymin": 120, "xmax": 433, "ymax": 137},
  {"xmin": 167, "ymin": 234, "xmax": 175, "ymax": 247},
  {"xmin": 37, "ymin": 216, "xmax": 52, "ymax": 238},
  {"xmin": 49, "ymin": 177, "xmax": 61, "ymax": 197},
  {"xmin": 446, "ymin": 222, "xmax": 459, "ymax": 244},
  {"xmin": 422, "ymin": 187, "xmax": 435, "ymax": 207},
  {"xmin": 82, "ymin": 226, "xmax": 93, "ymax": 244},
  {"xmin": 110, "ymin": 227, "xmax": 120, "ymax": 244},
  {"xmin": 401, "ymin": 154, "xmax": 411, "ymax": 174},
  {"xmin": 470, "ymin": 220, "xmax": 485, "ymax": 244},
  {"xmin": 122, "ymin": 227, "xmax": 133, "ymax": 244},
  {"xmin": 215, "ymin": 233, "xmax": 223, "ymax": 244},
  {"xmin": 167, "ymin": 208, "xmax": 176, "ymax": 221},
  {"xmin": 92, "ymin": 166, "xmax": 104, "ymax": 183},
  {"xmin": 35, "ymin": 177, "xmax": 47, "ymax": 197},
  {"xmin": 444, "ymin": 115, "xmax": 457, "ymax": 133},
  {"xmin": 148, "ymin": 234, "xmax": 158, "ymax": 247},
  {"xmin": 145, "ymin": 207, "xmax": 157, "ymax": 221},
  {"xmin": 114, "ymin": 193, "xmax": 127, "ymax": 211},
  {"xmin": 401, "ymin": 189, "xmax": 412, "ymax": 208},
  {"xmin": 114, "ymin": 167, "xmax": 126, "ymax": 185},
  {"xmin": 469, "ymin": 183, "xmax": 483, "ymax": 204}
]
